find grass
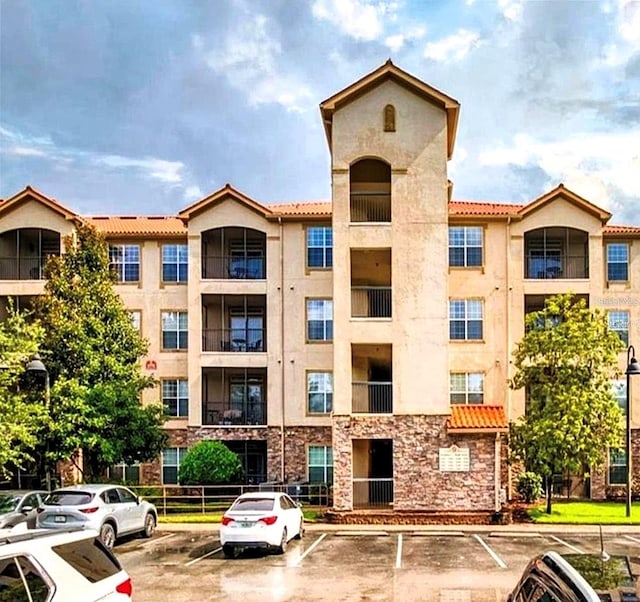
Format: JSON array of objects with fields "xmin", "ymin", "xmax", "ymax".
[
  {"xmin": 158, "ymin": 508, "xmax": 325, "ymax": 525},
  {"xmin": 528, "ymin": 500, "xmax": 640, "ymax": 524}
]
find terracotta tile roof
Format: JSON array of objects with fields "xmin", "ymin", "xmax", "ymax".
[
  {"xmin": 447, "ymin": 405, "xmax": 508, "ymax": 431},
  {"xmin": 603, "ymin": 225, "xmax": 640, "ymax": 235},
  {"xmin": 449, "ymin": 201, "xmax": 523, "ymax": 216},
  {"xmin": 267, "ymin": 201, "xmax": 332, "ymax": 217},
  {"xmin": 86, "ymin": 216, "xmax": 187, "ymax": 238}
]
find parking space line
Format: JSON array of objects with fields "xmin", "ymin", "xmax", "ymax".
[
  {"xmin": 548, "ymin": 535, "xmax": 584, "ymax": 554},
  {"xmin": 411, "ymin": 531, "xmax": 465, "ymax": 537},
  {"xmin": 473, "ymin": 534, "xmax": 507, "ymax": 569},
  {"xmin": 625, "ymin": 535, "xmax": 640, "ymax": 545},
  {"xmin": 292, "ymin": 533, "xmax": 327, "ymax": 567},
  {"xmin": 185, "ymin": 546, "xmax": 222, "ymax": 567},
  {"xmin": 149, "ymin": 533, "xmax": 175, "ymax": 546},
  {"xmin": 395, "ymin": 534, "xmax": 403, "ymax": 569}
]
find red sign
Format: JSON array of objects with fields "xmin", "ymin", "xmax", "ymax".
[{"xmin": 145, "ymin": 360, "xmax": 157, "ymax": 370}]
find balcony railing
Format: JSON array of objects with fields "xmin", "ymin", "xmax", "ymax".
[
  {"xmin": 202, "ymin": 401, "xmax": 266, "ymax": 426},
  {"xmin": 525, "ymin": 254, "xmax": 589, "ymax": 279},
  {"xmin": 350, "ymin": 194, "xmax": 391, "ymax": 223},
  {"xmin": 352, "ymin": 381, "xmax": 393, "ymax": 413},
  {"xmin": 202, "ymin": 329, "xmax": 266, "ymax": 352},
  {"xmin": 0, "ymin": 257, "xmax": 48, "ymax": 280},
  {"xmin": 202, "ymin": 255, "xmax": 265, "ymax": 280},
  {"xmin": 351, "ymin": 287, "xmax": 392, "ymax": 318},
  {"xmin": 353, "ymin": 478, "xmax": 394, "ymax": 509}
]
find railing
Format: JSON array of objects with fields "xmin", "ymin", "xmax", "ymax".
[
  {"xmin": 352, "ymin": 478, "xmax": 393, "ymax": 509},
  {"xmin": 350, "ymin": 194, "xmax": 391, "ymax": 223},
  {"xmin": 202, "ymin": 255, "xmax": 265, "ymax": 279},
  {"xmin": 202, "ymin": 328, "xmax": 266, "ymax": 352},
  {"xmin": 0, "ymin": 256, "xmax": 48, "ymax": 280},
  {"xmin": 202, "ymin": 401, "xmax": 266, "ymax": 426},
  {"xmin": 525, "ymin": 254, "xmax": 589, "ymax": 279},
  {"xmin": 351, "ymin": 286, "xmax": 392, "ymax": 318},
  {"xmin": 352, "ymin": 381, "xmax": 393, "ymax": 413}
]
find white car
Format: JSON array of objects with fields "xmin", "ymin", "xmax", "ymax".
[
  {"xmin": 0, "ymin": 527, "xmax": 132, "ymax": 601},
  {"xmin": 219, "ymin": 491, "xmax": 304, "ymax": 558},
  {"xmin": 37, "ymin": 484, "xmax": 157, "ymax": 550}
]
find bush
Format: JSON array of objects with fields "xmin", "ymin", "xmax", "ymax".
[
  {"xmin": 516, "ymin": 471, "xmax": 543, "ymax": 503},
  {"xmin": 178, "ymin": 440, "xmax": 243, "ymax": 485}
]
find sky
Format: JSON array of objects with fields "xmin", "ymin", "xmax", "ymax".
[{"xmin": 0, "ymin": 0, "xmax": 639, "ymax": 224}]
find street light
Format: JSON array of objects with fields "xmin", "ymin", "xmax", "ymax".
[
  {"xmin": 26, "ymin": 353, "xmax": 51, "ymax": 491},
  {"xmin": 625, "ymin": 345, "xmax": 640, "ymax": 518}
]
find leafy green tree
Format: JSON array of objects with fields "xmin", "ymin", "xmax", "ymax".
[
  {"xmin": 35, "ymin": 223, "xmax": 167, "ymax": 481},
  {"xmin": 179, "ymin": 441, "xmax": 243, "ymax": 485},
  {"xmin": 509, "ymin": 294, "xmax": 624, "ymax": 514},
  {"xmin": 0, "ymin": 305, "xmax": 46, "ymax": 479}
]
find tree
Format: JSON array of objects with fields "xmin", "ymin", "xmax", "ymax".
[
  {"xmin": 0, "ymin": 304, "xmax": 46, "ymax": 479},
  {"xmin": 178, "ymin": 441, "xmax": 243, "ymax": 485},
  {"xmin": 509, "ymin": 294, "xmax": 624, "ymax": 514},
  {"xmin": 35, "ymin": 223, "xmax": 167, "ymax": 481}
]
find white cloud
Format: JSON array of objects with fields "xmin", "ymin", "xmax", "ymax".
[
  {"xmin": 384, "ymin": 26, "xmax": 426, "ymax": 52},
  {"xmin": 424, "ymin": 29, "xmax": 480, "ymax": 62},
  {"xmin": 619, "ymin": 0, "xmax": 640, "ymax": 41},
  {"xmin": 96, "ymin": 155, "xmax": 184, "ymax": 184},
  {"xmin": 183, "ymin": 185, "xmax": 203, "ymax": 201},
  {"xmin": 312, "ymin": 0, "xmax": 398, "ymax": 41},
  {"xmin": 6, "ymin": 146, "xmax": 47, "ymax": 157},
  {"xmin": 498, "ymin": 0, "xmax": 523, "ymax": 22}
]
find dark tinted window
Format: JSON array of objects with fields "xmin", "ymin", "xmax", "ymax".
[
  {"xmin": 45, "ymin": 491, "xmax": 94, "ymax": 505},
  {"xmin": 230, "ymin": 498, "xmax": 274, "ymax": 512},
  {"xmin": 104, "ymin": 489, "xmax": 121, "ymax": 504},
  {"xmin": 0, "ymin": 494, "xmax": 20, "ymax": 512},
  {"xmin": 53, "ymin": 537, "xmax": 121, "ymax": 583},
  {"xmin": 0, "ymin": 556, "xmax": 51, "ymax": 602},
  {"xmin": 117, "ymin": 488, "xmax": 137, "ymax": 504}
]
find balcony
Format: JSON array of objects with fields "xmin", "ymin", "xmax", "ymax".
[
  {"xmin": 0, "ymin": 256, "xmax": 48, "ymax": 280},
  {"xmin": 202, "ymin": 368, "xmax": 266, "ymax": 426},
  {"xmin": 201, "ymin": 227, "xmax": 266, "ymax": 280},
  {"xmin": 524, "ymin": 227, "xmax": 589, "ymax": 279},
  {"xmin": 352, "ymin": 381, "xmax": 393, "ymax": 413},
  {"xmin": 0, "ymin": 228, "xmax": 61, "ymax": 281},
  {"xmin": 353, "ymin": 478, "xmax": 394, "ymax": 509},
  {"xmin": 350, "ymin": 194, "xmax": 391, "ymax": 223},
  {"xmin": 525, "ymin": 254, "xmax": 589, "ymax": 279},
  {"xmin": 202, "ymin": 255, "xmax": 265, "ymax": 280},
  {"xmin": 202, "ymin": 328, "xmax": 265, "ymax": 352},
  {"xmin": 202, "ymin": 400, "xmax": 266, "ymax": 426},
  {"xmin": 351, "ymin": 286, "xmax": 392, "ymax": 318}
]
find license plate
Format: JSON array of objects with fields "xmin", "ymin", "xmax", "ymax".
[
  {"xmin": 54, "ymin": 516, "xmax": 66, "ymax": 523},
  {"xmin": 240, "ymin": 522, "xmax": 253, "ymax": 528}
]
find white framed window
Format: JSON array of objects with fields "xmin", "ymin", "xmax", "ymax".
[
  {"xmin": 162, "ymin": 244, "xmax": 188, "ymax": 283},
  {"xmin": 449, "ymin": 226, "xmax": 483, "ymax": 267},
  {"xmin": 307, "ymin": 299, "xmax": 333, "ymax": 341},
  {"xmin": 162, "ymin": 447, "xmax": 186, "ymax": 484},
  {"xmin": 162, "ymin": 379, "xmax": 189, "ymax": 417},
  {"xmin": 307, "ymin": 226, "xmax": 333, "ymax": 268},
  {"xmin": 612, "ymin": 379, "xmax": 627, "ymax": 413},
  {"xmin": 609, "ymin": 448, "xmax": 626, "ymax": 485},
  {"xmin": 607, "ymin": 243, "xmax": 629, "ymax": 281},
  {"xmin": 162, "ymin": 311, "xmax": 188, "ymax": 350},
  {"xmin": 450, "ymin": 373, "xmax": 484, "ymax": 404},
  {"xmin": 449, "ymin": 299, "xmax": 483, "ymax": 340},
  {"xmin": 129, "ymin": 310, "xmax": 141, "ymax": 332},
  {"xmin": 308, "ymin": 446, "xmax": 333, "ymax": 483},
  {"xmin": 307, "ymin": 372, "xmax": 333, "ymax": 414},
  {"xmin": 109, "ymin": 244, "xmax": 140, "ymax": 283},
  {"xmin": 607, "ymin": 311, "xmax": 629, "ymax": 347}
]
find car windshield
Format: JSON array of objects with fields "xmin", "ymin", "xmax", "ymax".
[
  {"xmin": 0, "ymin": 494, "xmax": 20, "ymax": 512},
  {"xmin": 230, "ymin": 498, "xmax": 275, "ymax": 512},
  {"xmin": 44, "ymin": 492, "xmax": 94, "ymax": 506}
]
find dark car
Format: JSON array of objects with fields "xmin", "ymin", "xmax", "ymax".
[
  {"xmin": 0, "ymin": 491, "xmax": 48, "ymax": 529},
  {"xmin": 509, "ymin": 550, "xmax": 639, "ymax": 602}
]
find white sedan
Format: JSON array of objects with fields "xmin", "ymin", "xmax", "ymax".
[{"xmin": 219, "ymin": 491, "xmax": 304, "ymax": 558}]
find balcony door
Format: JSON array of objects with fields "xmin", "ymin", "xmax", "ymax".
[{"xmin": 230, "ymin": 314, "xmax": 263, "ymax": 351}]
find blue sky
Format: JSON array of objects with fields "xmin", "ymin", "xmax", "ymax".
[{"xmin": 1, "ymin": 0, "xmax": 638, "ymax": 223}]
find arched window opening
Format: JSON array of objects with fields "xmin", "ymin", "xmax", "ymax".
[
  {"xmin": 383, "ymin": 104, "xmax": 396, "ymax": 132},
  {"xmin": 349, "ymin": 159, "xmax": 391, "ymax": 223}
]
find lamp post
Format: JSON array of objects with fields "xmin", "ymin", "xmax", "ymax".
[
  {"xmin": 26, "ymin": 354, "xmax": 51, "ymax": 491},
  {"xmin": 625, "ymin": 345, "xmax": 640, "ymax": 518}
]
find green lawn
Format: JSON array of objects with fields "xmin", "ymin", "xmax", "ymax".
[
  {"xmin": 158, "ymin": 508, "xmax": 324, "ymax": 525},
  {"xmin": 528, "ymin": 500, "xmax": 640, "ymax": 524}
]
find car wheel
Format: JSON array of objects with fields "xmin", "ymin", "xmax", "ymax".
[
  {"xmin": 100, "ymin": 523, "xmax": 116, "ymax": 550},
  {"xmin": 142, "ymin": 513, "xmax": 155, "ymax": 538},
  {"xmin": 222, "ymin": 544, "xmax": 237, "ymax": 559},
  {"xmin": 276, "ymin": 528, "xmax": 287, "ymax": 554},
  {"xmin": 294, "ymin": 518, "xmax": 304, "ymax": 540}
]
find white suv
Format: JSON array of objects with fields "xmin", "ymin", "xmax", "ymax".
[{"xmin": 0, "ymin": 527, "xmax": 132, "ymax": 601}]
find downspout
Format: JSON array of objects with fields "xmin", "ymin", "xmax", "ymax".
[
  {"xmin": 279, "ymin": 216, "xmax": 286, "ymax": 483},
  {"xmin": 505, "ymin": 216, "xmax": 512, "ymax": 500},
  {"xmin": 495, "ymin": 432, "xmax": 501, "ymax": 512}
]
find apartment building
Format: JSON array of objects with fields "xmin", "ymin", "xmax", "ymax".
[{"xmin": 0, "ymin": 61, "xmax": 638, "ymax": 512}]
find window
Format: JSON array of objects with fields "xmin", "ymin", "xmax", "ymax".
[
  {"xmin": 607, "ymin": 243, "xmax": 629, "ymax": 281},
  {"xmin": 609, "ymin": 448, "xmax": 627, "ymax": 485},
  {"xmin": 449, "ymin": 226, "xmax": 483, "ymax": 267},
  {"xmin": 307, "ymin": 299, "xmax": 333, "ymax": 341},
  {"xmin": 449, "ymin": 299, "xmax": 483, "ymax": 340},
  {"xmin": 608, "ymin": 310, "xmax": 629, "ymax": 347},
  {"xmin": 0, "ymin": 556, "xmax": 51, "ymax": 602},
  {"xmin": 129, "ymin": 310, "xmax": 141, "ymax": 332},
  {"xmin": 308, "ymin": 445, "xmax": 333, "ymax": 483},
  {"xmin": 308, "ymin": 372, "xmax": 333, "ymax": 414},
  {"xmin": 162, "ymin": 244, "xmax": 188, "ymax": 283},
  {"xmin": 450, "ymin": 373, "xmax": 484, "ymax": 404},
  {"xmin": 109, "ymin": 244, "xmax": 140, "ymax": 283},
  {"xmin": 162, "ymin": 447, "xmax": 186, "ymax": 484},
  {"xmin": 162, "ymin": 379, "xmax": 189, "ymax": 417},
  {"xmin": 108, "ymin": 462, "xmax": 140, "ymax": 484},
  {"xmin": 612, "ymin": 379, "xmax": 627, "ymax": 413},
  {"xmin": 162, "ymin": 311, "xmax": 188, "ymax": 350},
  {"xmin": 307, "ymin": 226, "xmax": 333, "ymax": 268}
]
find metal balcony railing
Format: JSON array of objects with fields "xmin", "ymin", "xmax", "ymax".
[
  {"xmin": 202, "ymin": 401, "xmax": 266, "ymax": 426},
  {"xmin": 201, "ymin": 255, "xmax": 265, "ymax": 279},
  {"xmin": 353, "ymin": 478, "xmax": 394, "ymax": 509},
  {"xmin": 350, "ymin": 194, "xmax": 391, "ymax": 223},
  {"xmin": 525, "ymin": 254, "xmax": 589, "ymax": 279},
  {"xmin": 352, "ymin": 381, "xmax": 393, "ymax": 413},
  {"xmin": 0, "ymin": 256, "xmax": 48, "ymax": 280},
  {"xmin": 202, "ymin": 329, "xmax": 265, "ymax": 352},
  {"xmin": 351, "ymin": 286, "xmax": 392, "ymax": 318}
]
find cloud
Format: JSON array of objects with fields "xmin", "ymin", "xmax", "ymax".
[
  {"xmin": 498, "ymin": 0, "xmax": 523, "ymax": 22},
  {"xmin": 96, "ymin": 155, "xmax": 185, "ymax": 184},
  {"xmin": 312, "ymin": 0, "xmax": 397, "ymax": 41},
  {"xmin": 384, "ymin": 26, "xmax": 426, "ymax": 52},
  {"xmin": 618, "ymin": 0, "xmax": 640, "ymax": 42},
  {"xmin": 424, "ymin": 29, "xmax": 480, "ymax": 62},
  {"xmin": 5, "ymin": 146, "xmax": 47, "ymax": 157},
  {"xmin": 183, "ymin": 185, "xmax": 203, "ymax": 201}
]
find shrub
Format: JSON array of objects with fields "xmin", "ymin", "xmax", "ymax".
[
  {"xmin": 178, "ymin": 440, "xmax": 243, "ymax": 485},
  {"xmin": 516, "ymin": 471, "xmax": 543, "ymax": 503}
]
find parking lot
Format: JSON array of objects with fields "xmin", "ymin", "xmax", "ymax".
[{"xmin": 115, "ymin": 526, "xmax": 640, "ymax": 601}]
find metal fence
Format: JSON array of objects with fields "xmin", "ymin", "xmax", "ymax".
[
  {"xmin": 351, "ymin": 287, "xmax": 392, "ymax": 318},
  {"xmin": 352, "ymin": 478, "xmax": 394, "ymax": 509},
  {"xmin": 350, "ymin": 194, "xmax": 391, "ymax": 222},
  {"xmin": 352, "ymin": 382, "xmax": 393, "ymax": 413}
]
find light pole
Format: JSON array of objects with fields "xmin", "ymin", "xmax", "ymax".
[
  {"xmin": 26, "ymin": 354, "xmax": 51, "ymax": 491},
  {"xmin": 625, "ymin": 345, "xmax": 640, "ymax": 518}
]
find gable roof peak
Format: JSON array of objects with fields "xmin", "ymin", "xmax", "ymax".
[{"xmin": 519, "ymin": 183, "xmax": 611, "ymax": 223}]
